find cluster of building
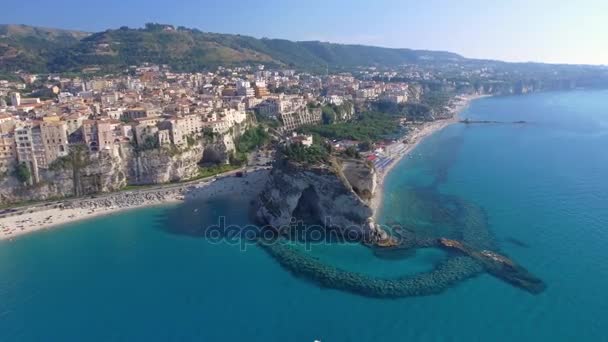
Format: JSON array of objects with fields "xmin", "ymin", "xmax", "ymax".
[
  {"xmin": 0, "ymin": 63, "xmax": 433, "ymax": 183},
  {"xmin": 324, "ymin": 74, "xmax": 418, "ymax": 104},
  {"xmin": 256, "ymin": 94, "xmax": 322, "ymax": 131}
]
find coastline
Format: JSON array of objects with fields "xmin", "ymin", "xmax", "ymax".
[
  {"xmin": 0, "ymin": 94, "xmax": 483, "ymax": 242},
  {"xmin": 0, "ymin": 168, "xmax": 270, "ymax": 241},
  {"xmin": 371, "ymin": 94, "xmax": 486, "ymax": 219}
]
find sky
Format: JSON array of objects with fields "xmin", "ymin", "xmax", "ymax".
[{"xmin": 1, "ymin": 0, "xmax": 607, "ymax": 65}]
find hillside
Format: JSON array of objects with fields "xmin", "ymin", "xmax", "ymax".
[
  {"xmin": 0, "ymin": 24, "xmax": 89, "ymax": 72},
  {"xmin": 0, "ymin": 23, "xmax": 464, "ymax": 73}
]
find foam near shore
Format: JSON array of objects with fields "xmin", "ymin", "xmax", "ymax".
[{"xmin": 0, "ymin": 168, "xmax": 270, "ymax": 241}]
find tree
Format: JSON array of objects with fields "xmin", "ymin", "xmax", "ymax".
[
  {"xmin": 186, "ymin": 135, "xmax": 197, "ymax": 147},
  {"xmin": 358, "ymin": 140, "xmax": 373, "ymax": 152},
  {"xmin": 145, "ymin": 23, "xmax": 167, "ymax": 31},
  {"xmin": 139, "ymin": 136, "xmax": 159, "ymax": 151},
  {"xmin": 236, "ymin": 126, "xmax": 269, "ymax": 153},
  {"xmin": 343, "ymin": 146, "xmax": 360, "ymax": 159},
  {"xmin": 281, "ymin": 142, "xmax": 330, "ymax": 164},
  {"xmin": 14, "ymin": 163, "xmax": 31, "ymax": 184},
  {"xmin": 321, "ymin": 105, "xmax": 337, "ymax": 125},
  {"xmin": 302, "ymin": 111, "xmax": 400, "ymax": 141}
]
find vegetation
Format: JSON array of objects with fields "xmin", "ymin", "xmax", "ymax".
[
  {"xmin": 281, "ymin": 139, "xmax": 331, "ymax": 164},
  {"xmin": 321, "ymin": 105, "xmax": 337, "ymax": 124},
  {"xmin": 421, "ymin": 90, "xmax": 452, "ymax": 111},
  {"xmin": 358, "ymin": 140, "xmax": 373, "ymax": 152},
  {"xmin": 255, "ymin": 112, "xmax": 280, "ymax": 129},
  {"xmin": 198, "ymin": 164, "xmax": 240, "ymax": 178},
  {"xmin": 370, "ymin": 98, "xmax": 449, "ymax": 121},
  {"xmin": 236, "ymin": 126, "xmax": 270, "ymax": 153},
  {"xmin": 225, "ymin": 126, "xmax": 272, "ymax": 167},
  {"xmin": 13, "ymin": 163, "xmax": 31, "ymax": 184},
  {"xmin": 342, "ymin": 146, "xmax": 361, "ymax": 159},
  {"xmin": 136, "ymin": 136, "xmax": 160, "ymax": 152},
  {"xmin": 46, "ymin": 144, "xmax": 91, "ymax": 196},
  {"xmin": 161, "ymin": 144, "xmax": 183, "ymax": 157},
  {"xmin": 49, "ymin": 155, "xmax": 72, "ymax": 171},
  {"xmin": 0, "ymin": 24, "xmax": 88, "ymax": 73},
  {"xmin": 229, "ymin": 152, "xmax": 248, "ymax": 166},
  {"xmin": 0, "ymin": 23, "xmax": 463, "ymax": 74},
  {"xmin": 49, "ymin": 144, "xmax": 91, "ymax": 171},
  {"xmin": 320, "ymin": 102, "xmax": 353, "ymax": 124},
  {"xmin": 186, "ymin": 135, "xmax": 197, "ymax": 147},
  {"xmin": 120, "ymin": 183, "xmax": 160, "ymax": 191},
  {"xmin": 202, "ymin": 128, "xmax": 218, "ymax": 141},
  {"xmin": 302, "ymin": 111, "xmax": 400, "ymax": 141},
  {"xmin": 3, "ymin": 24, "xmax": 608, "ymax": 92}
]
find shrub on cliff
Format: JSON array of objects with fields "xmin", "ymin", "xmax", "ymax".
[
  {"xmin": 135, "ymin": 136, "xmax": 160, "ymax": 152},
  {"xmin": 13, "ymin": 163, "xmax": 31, "ymax": 184},
  {"xmin": 237, "ymin": 126, "xmax": 269, "ymax": 153}
]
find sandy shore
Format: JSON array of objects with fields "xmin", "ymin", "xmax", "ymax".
[
  {"xmin": 0, "ymin": 168, "xmax": 270, "ymax": 241},
  {"xmin": 371, "ymin": 94, "xmax": 486, "ymax": 217}
]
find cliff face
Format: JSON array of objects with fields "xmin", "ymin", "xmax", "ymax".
[
  {"xmin": 0, "ymin": 133, "xmax": 237, "ymax": 205},
  {"xmin": 341, "ymin": 159, "xmax": 377, "ymax": 202},
  {"xmin": 256, "ymin": 157, "xmax": 380, "ymax": 239},
  {"xmin": 128, "ymin": 143, "xmax": 204, "ymax": 185},
  {"xmin": 0, "ymin": 145, "xmax": 131, "ymax": 203},
  {"xmin": 0, "ymin": 144, "xmax": 202, "ymax": 204},
  {"xmin": 201, "ymin": 134, "xmax": 235, "ymax": 164}
]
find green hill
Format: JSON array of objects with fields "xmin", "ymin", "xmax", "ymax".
[
  {"xmin": 0, "ymin": 23, "xmax": 464, "ymax": 73},
  {"xmin": 0, "ymin": 24, "xmax": 89, "ymax": 72}
]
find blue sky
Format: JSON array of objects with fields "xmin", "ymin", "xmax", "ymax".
[{"xmin": 2, "ymin": 0, "xmax": 607, "ymax": 65}]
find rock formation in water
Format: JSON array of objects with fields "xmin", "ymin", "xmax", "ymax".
[{"xmin": 255, "ymin": 156, "xmax": 388, "ymax": 241}]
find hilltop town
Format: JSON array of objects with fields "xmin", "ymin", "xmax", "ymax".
[{"xmin": 0, "ymin": 61, "xmax": 449, "ymax": 204}]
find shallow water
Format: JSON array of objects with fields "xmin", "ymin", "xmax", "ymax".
[{"xmin": 1, "ymin": 90, "xmax": 607, "ymax": 341}]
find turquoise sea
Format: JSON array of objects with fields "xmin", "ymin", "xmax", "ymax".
[{"xmin": 1, "ymin": 90, "xmax": 608, "ymax": 341}]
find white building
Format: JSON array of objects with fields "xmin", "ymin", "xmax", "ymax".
[
  {"xmin": 236, "ymin": 80, "xmax": 255, "ymax": 97},
  {"xmin": 288, "ymin": 133, "xmax": 314, "ymax": 147}
]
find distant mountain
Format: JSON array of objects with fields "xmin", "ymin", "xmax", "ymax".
[{"xmin": 0, "ymin": 23, "xmax": 465, "ymax": 73}]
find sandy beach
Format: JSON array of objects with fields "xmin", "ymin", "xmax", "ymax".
[
  {"xmin": 371, "ymin": 94, "xmax": 486, "ymax": 217},
  {"xmin": 0, "ymin": 168, "xmax": 270, "ymax": 241}
]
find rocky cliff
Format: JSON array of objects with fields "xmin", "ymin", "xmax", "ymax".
[
  {"xmin": 0, "ymin": 119, "xmax": 281, "ymax": 206},
  {"xmin": 0, "ymin": 133, "xmax": 237, "ymax": 205},
  {"xmin": 128, "ymin": 143, "xmax": 204, "ymax": 185},
  {"xmin": 256, "ymin": 157, "xmax": 386, "ymax": 240},
  {"xmin": 0, "ymin": 145, "xmax": 131, "ymax": 203}
]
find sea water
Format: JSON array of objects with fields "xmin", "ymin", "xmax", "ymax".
[{"xmin": 1, "ymin": 90, "xmax": 607, "ymax": 341}]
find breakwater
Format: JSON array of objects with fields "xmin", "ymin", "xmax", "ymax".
[
  {"xmin": 256, "ymin": 184, "xmax": 544, "ymax": 297},
  {"xmin": 261, "ymin": 241, "xmax": 484, "ymax": 298}
]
